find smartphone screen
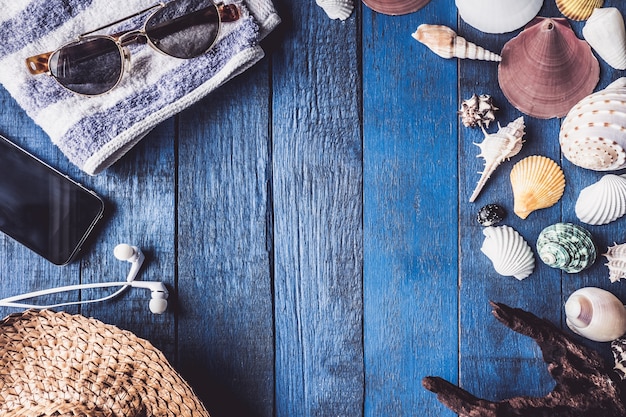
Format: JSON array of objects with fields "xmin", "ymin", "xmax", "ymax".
[{"xmin": 0, "ymin": 135, "xmax": 105, "ymax": 265}]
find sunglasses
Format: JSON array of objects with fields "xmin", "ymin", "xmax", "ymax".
[{"xmin": 25, "ymin": 0, "xmax": 240, "ymax": 96}]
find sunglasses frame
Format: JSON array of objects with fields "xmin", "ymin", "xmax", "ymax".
[{"xmin": 25, "ymin": 0, "xmax": 240, "ymax": 96}]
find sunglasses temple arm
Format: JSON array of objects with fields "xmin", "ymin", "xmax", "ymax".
[
  {"xmin": 25, "ymin": 52, "xmax": 52, "ymax": 75},
  {"xmin": 219, "ymin": 3, "xmax": 240, "ymax": 22}
]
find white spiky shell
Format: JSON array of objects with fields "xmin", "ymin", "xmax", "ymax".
[
  {"xmin": 480, "ymin": 225, "xmax": 535, "ymax": 280},
  {"xmin": 316, "ymin": 0, "xmax": 353, "ymax": 20},
  {"xmin": 510, "ymin": 155, "xmax": 565, "ymax": 219},
  {"xmin": 604, "ymin": 242, "xmax": 626, "ymax": 283},
  {"xmin": 575, "ymin": 174, "xmax": 626, "ymax": 225},
  {"xmin": 412, "ymin": 24, "xmax": 502, "ymax": 62},
  {"xmin": 565, "ymin": 287, "xmax": 626, "ymax": 342},
  {"xmin": 560, "ymin": 78, "xmax": 626, "ymax": 171},
  {"xmin": 469, "ymin": 117, "xmax": 525, "ymax": 202},
  {"xmin": 455, "ymin": 0, "xmax": 543, "ymax": 34},
  {"xmin": 583, "ymin": 7, "xmax": 626, "ymax": 71}
]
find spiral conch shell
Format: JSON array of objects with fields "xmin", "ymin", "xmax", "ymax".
[
  {"xmin": 556, "ymin": 0, "xmax": 604, "ymax": 21},
  {"xmin": 510, "ymin": 155, "xmax": 565, "ymax": 219},
  {"xmin": 604, "ymin": 243, "xmax": 626, "ymax": 283},
  {"xmin": 455, "ymin": 0, "xmax": 542, "ymax": 34},
  {"xmin": 469, "ymin": 117, "xmax": 525, "ymax": 203},
  {"xmin": 480, "ymin": 225, "xmax": 535, "ymax": 280},
  {"xmin": 316, "ymin": 0, "xmax": 353, "ymax": 20},
  {"xmin": 560, "ymin": 78, "xmax": 626, "ymax": 171},
  {"xmin": 583, "ymin": 7, "xmax": 626, "ymax": 71},
  {"xmin": 565, "ymin": 287, "xmax": 626, "ymax": 342},
  {"xmin": 575, "ymin": 174, "xmax": 626, "ymax": 225},
  {"xmin": 412, "ymin": 24, "xmax": 502, "ymax": 62},
  {"xmin": 536, "ymin": 223, "xmax": 596, "ymax": 273}
]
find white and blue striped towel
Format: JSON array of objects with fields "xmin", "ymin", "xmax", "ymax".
[{"xmin": 0, "ymin": 0, "xmax": 280, "ymax": 175}]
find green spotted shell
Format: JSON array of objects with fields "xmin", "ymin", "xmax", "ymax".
[{"xmin": 536, "ymin": 222, "xmax": 596, "ymax": 273}]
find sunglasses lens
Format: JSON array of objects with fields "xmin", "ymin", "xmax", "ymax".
[
  {"xmin": 49, "ymin": 37, "xmax": 122, "ymax": 96},
  {"xmin": 145, "ymin": 0, "xmax": 220, "ymax": 59}
]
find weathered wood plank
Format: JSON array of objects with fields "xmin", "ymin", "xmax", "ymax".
[
  {"xmin": 362, "ymin": 3, "xmax": 458, "ymax": 416},
  {"xmin": 271, "ymin": 2, "xmax": 363, "ymax": 416}
]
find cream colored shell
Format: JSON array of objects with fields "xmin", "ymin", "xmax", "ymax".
[
  {"xmin": 510, "ymin": 155, "xmax": 566, "ymax": 219},
  {"xmin": 480, "ymin": 225, "xmax": 535, "ymax": 280},
  {"xmin": 565, "ymin": 287, "xmax": 626, "ymax": 342},
  {"xmin": 556, "ymin": 0, "xmax": 604, "ymax": 21},
  {"xmin": 455, "ymin": 0, "xmax": 542, "ymax": 34},
  {"xmin": 412, "ymin": 24, "xmax": 502, "ymax": 62},
  {"xmin": 575, "ymin": 174, "xmax": 626, "ymax": 225},
  {"xmin": 583, "ymin": 7, "xmax": 626, "ymax": 70}
]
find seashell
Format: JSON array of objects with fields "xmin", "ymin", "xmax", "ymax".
[
  {"xmin": 476, "ymin": 203, "xmax": 506, "ymax": 226},
  {"xmin": 583, "ymin": 8, "xmax": 626, "ymax": 71},
  {"xmin": 536, "ymin": 223, "xmax": 596, "ymax": 273},
  {"xmin": 458, "ymin": 94, "xmax": 498, "ymax": 128},
  {"xmin": 565, "ymin": 287, "xmax": 626, "ymax": 342},
  {"xmin": 469, "ymin": 117, "xmax": 525, "ymax": 203},
  {"xmin": 455, "ymin": 0, "xmax": 543, "ymax": 34},
  {"xmin": 560, "ymin": 78, "xmax": 626, "ymax": 171},
  {"xmin": 509, "ymin": 155, "xmax": 565, "ymax": 219},
  {"xmin": 412, "ymin": 24, "xmax": 502, "ymax": 62},
  {"xmin": 498, "ymin": 17, "xmax": 600, "ymax": 119},
  {"xmin": 316, "ymin": 0, "xmax": 353, "ymax": 20},
  {"xmin": 575, "ymin": 174, "xmax": 626, "ymax": 225},
  {"xmin": 603, "ymin": 242, "xmax": 626, "ymax": 283},
  {"xmin": 556, "ymin": 0, "xmax": 604, "ymax": 21},
  {"xmin": 363, "ymin": 0, "xmax": 430, "ymax": 15},
  {"xmin": 612, "ymin": 336, "xmax": 626, "ymax": 380},
  {"xmin": 480, "ymin": 225, "xmax": 535, "ymax": 280}
]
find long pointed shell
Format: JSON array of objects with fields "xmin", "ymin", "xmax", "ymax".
[
  {"xmin": 510, "ymin": 155, "xmax": 565, "ymax": 219},
  {"xmin": 575, "ymin": 174, "xmax": 626, "ymax": 225},
  {"xmin": 604, "ymin": 242, "xmax": 626, "ymax": 283},
  {"xmin": 455, "ymin": 0, "xmax": 542, "ymax": 34},
  {"xmin": 565, "ymin": 287, "xmax": 626, "ymax": 342},
  {"xmin": 412, "ymin": 24, "xmax": 502, "ymax": 62},
  {"xmin": 469, "ymin": 117, "xmax": 525, "ymax": 202},
  {"xmin": 498, "ymin": 17, "xmax": 600, "ymax": 119},
  {"xmin": 583, "ymin": 7, "xmax": 626, "ymax": 71},
  {"xmin": 480, "ymin": 225, "xmax": 535, "ymax": 280},
  {"xmin": 316, "ymin": 0, "xmax": 353, "ymax": 20},
  {"xmin": 556, "ymin": 0, "xmax": 604, "ymax": 21},
  {"xmin": 560, "ymin": 78, "xmax": 626, "ymax": 171},
  {"xmin": 536, "ymin": 223, "xmax": 596, "ymax": 273}
]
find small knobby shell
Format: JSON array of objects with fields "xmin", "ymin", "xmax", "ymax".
[
  {"xmin": 455, "ymin": 0, "xmax": 543, "ymax": 34},
  {"xmin": 565, "ymin": 287, "xmax": 626, "ymax": 342},
  {"xmin": 459, "ymin": 94, "xmax": 498, "ymax": 128},
  {"xmin": 412, "ymin": 24, "xmax": 502, "ymax": 62},
  {"xmin": 510, "ymin": 155, "xmax": 565, "ymax": 219},
  {"xmin": 536, "ymin": 223, "xmax": 596, "ymax": 273},
  {"xmin": 556, "ymin": 0, "xmax": 604, "ymax": 21},
  {"xmin": 604, "ymin": 243, "xmax": 626, "ymax": 283},
  {"xmin": 575, "ymin": 174, "xmax": 626, "ymax": 225},
  {"xmin": 480, "ymin": 225, "xmax": 535, "ymax": 280},
  {"xmin": 583, "ymin": 7, "xmax": 626, "ymax": 71}
]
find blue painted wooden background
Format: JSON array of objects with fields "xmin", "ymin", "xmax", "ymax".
[{"xmin": 1, "ymin": 1, "xmax": 626, "ymax": 416}]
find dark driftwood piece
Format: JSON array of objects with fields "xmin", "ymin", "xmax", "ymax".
[{"xmin": 423, "ymin": 301, "xmax": 626, "ymax": 416}]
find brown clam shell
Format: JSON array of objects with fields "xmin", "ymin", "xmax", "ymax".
[
  {"xmin": 362, "ymin": 0, "xmax": 430, "ymax": 15},
  {"xmin": 498, "ymin": 17, "xmax": 599, "ymax": 119}
]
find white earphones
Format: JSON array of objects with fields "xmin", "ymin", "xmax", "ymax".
[{"xmin": 0, "ymin": 244, "xmax": 169, "ymax": 314}]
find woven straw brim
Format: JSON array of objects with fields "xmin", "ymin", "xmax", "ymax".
[{"xmin": 0, "ymin": 309, "xmax": 210, "ymax": 417}]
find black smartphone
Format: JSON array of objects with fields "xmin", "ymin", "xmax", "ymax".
[{"xmin": 0, "ymin": 134, "xmax": 105, "ymax": 265}]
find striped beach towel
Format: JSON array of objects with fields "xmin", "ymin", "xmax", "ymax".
[{"xmin": 0, "ymin": 0, "xmax": 280, "ymax": 175}]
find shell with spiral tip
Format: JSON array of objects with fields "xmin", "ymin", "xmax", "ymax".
[
  {"xmin": 498, "ymin": 17, "xmax": 600, "ymax": 119},
  {"xmin": 316, "ymin": 0, "xmax": 353, "ymax": 20},
  {"xmin": 469, "ymin": 117, "xmax": 525, "ymax": 203},
  {"xmin": 556, "ymin": 0, "xmax": 604, "ymax": 21},
  {"xmin": 583, "ymin": 8, "xmax": 626, "ymax": 71},
  {"xmin": 560, "ymin": 78, "xmax": 626, "ymax": 171},
  {"xmin": 412, "ymin": 24, "xmax": 502, "ymax": 62},
  {"xmin": 536, "ymin": 223, "xmax": 596, "ymax": 273},
  {"xmin": 459, "ymin": 94, "xmax": 498, "ymax": 128},
  {"xmin": 565, "ymin": 287, "xmax": 626, "ymax": 342},
  {"xmin": 575, "ymin": 174, "xmax": 626, "ymax": 225},
  {"xmin": 480, "ymin": 225, "xmax": 535, "ymax": 280},
  {"xmin": 455, "ymin": 0, "xmax": 542, "ymax": 34},
  {"xmin": 604, "ymin": 243, "xmax": 626, "ymax": 283},
  {"xmin": 510, "ymin": 155, "xmax": 565, "ymax": 219}
]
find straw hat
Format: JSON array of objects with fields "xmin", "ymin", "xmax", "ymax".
[{"xmin": 0, "ymin": 309, "xmax": 210, "ymax": 416}]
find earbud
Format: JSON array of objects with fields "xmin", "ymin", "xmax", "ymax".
[
  {"xmin": 126, "ymin": 281, "xmax": 169, "ymax": 314},
  {"xmin": 114, "ymin": 243, "xmax": 144, "ymax": 282}
]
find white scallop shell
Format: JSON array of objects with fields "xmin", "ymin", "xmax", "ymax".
[
  {"xmin": 575, "ymin": 174, "xmax": 626, "ymax": 225},
  {"xmin": 583, "ymin": 7, "xmax": 626, "ymax": 70},
  {"xmin": 316, "ymin": 0, "xmax": 353, "ymax": 20},
  {"xmin": 480, "ymin": 225, "xmax": 535, "ymax": 280},
  {"xmin": 455, "ymin": 0, "xmax": 543, "ymax": 34},
  {"xmin": 604, "ymin": 242, "xmax": 626, "ymax": 283},
  {"xmin": 560, "ymin": 78, "xmax": 626, "ymax": 171},
  {"xmin": 565, "ymin": 287, "xmax": 626, "ymax": 342}
]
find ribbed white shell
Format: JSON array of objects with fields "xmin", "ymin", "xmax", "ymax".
[
  {"xmin": 455, "ymin": 0, "xmax": 542, "ymax": 34},
  {"xmin": 316, "ymin": 0, "xmax": 353, "ymax": 20},
  {"xmin": 583, "ymin": 7, "xmax": 626, "ymax": 70},
  {"xmin": 480, "ymin": 225, "xmax": 535, "ymax": 280},
  {"xmin": 575, "ymin": 174, "xmax": 626, "ymax": 225},
  {"xmin": 604, "ymin": 243, "xmax": 626, "ymax": 283},
  {"xmin": 565, "ymin": 287, "xmax": 626, "ymax": 342}
]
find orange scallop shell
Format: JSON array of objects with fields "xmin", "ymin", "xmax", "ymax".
[
  {"xmin": 498, "ymin": 17, "xmax": 600, "ymax": 119},
  {"xmin": 362, "ymin": 0, "xmax": 430, "ymax": 15}
]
